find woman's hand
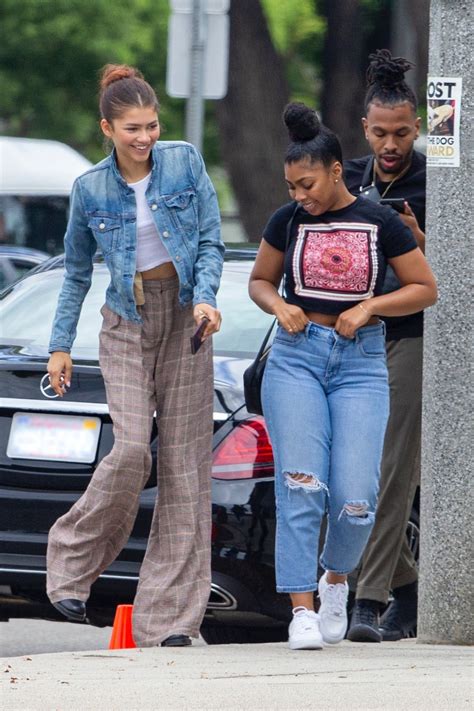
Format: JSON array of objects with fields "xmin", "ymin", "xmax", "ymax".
[
  {"xmin": 194, "ymin": 303, "xmax": 222, "ymax": 339},
  {"xmin": 273, "ymin": 303, "xmax": 309, "ymax": 334},
  {"xmin": 335, "ymin": 303, "xmax": 372, "ymax": 339},
  {"xmin": 47, "ymin": 351, "xmax": 73, "ymax": 397}
]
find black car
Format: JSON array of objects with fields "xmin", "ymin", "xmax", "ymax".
[{"xmin": 0, "ymin": 250, "xmax": 296, "ymax": 643}]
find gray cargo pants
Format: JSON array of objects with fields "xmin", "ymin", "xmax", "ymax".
[
  {"xmin": 355, "ymin": 337, "xmax": 422, "ymax": 604},
  {"xmin": 47, "ymin": 276, "xmax": 214, "ymax": 646}
]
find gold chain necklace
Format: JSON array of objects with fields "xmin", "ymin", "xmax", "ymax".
[{"xmin": 373, "ymin": 160, "xmax": 410, "ymax": 198}]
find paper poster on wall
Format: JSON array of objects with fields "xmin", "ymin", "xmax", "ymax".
[{"xmin": 427, "ymin": 77, "xmax": 462, "ymax": 167}]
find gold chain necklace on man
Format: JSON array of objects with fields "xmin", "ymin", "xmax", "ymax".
[{"xmin": 373, "ymin": 160, "xmax": 411, "ymax": 198}]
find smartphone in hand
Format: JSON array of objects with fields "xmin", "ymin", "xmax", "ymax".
[
  {"xmin": 190, "ymin": 318, "xmax": 210, "ymax": 354},
  {"xmin": 379, "ymin": 198, "xmax": 406, "ymax": 214}
]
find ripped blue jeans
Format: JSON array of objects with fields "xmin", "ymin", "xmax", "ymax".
[{"xmin": 262, "ymin": 322, "xmax": 390, "ymax": 592}]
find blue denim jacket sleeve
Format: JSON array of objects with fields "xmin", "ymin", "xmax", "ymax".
[
  {"xmin": 190, "ymin": 146, "xmax": 225, "ymax": 308},
  {"xmin": 48, "ymin": 179, "xmax": 96, "ymax": 353}
]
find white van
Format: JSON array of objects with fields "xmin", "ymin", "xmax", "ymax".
[{"xmin": 0, "ymin": 137, "xmax": 92, "ymax": 255}]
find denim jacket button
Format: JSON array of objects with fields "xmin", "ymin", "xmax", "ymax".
[
  {"xmin": 175, "ymin": 255, "xmax": 181, "ymax": 262},
  {"xmin": 151, "ymin": 204, "xmax": 158, "ymax": 211},
  {"xmin": 163, "ymin": 231, "xmax": 169, "ymax": 237},
  {"xmin": 99, "ymin": 222, "xmax": 105, "ymax": 230}
]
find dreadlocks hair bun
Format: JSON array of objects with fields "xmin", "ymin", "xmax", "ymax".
[
  {"xmin": 366, "ymin": 49, "xmax": 413, "ymax": 89},
  {"xmin": 283, "ymin": 102, "xmax": 321, "ymax": 143},
  {"xmin": 364, "ymin": 48, "xmax": 418, "ymax": 113}
]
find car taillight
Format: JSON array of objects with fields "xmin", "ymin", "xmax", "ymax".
[{"xmin": 212, "ymin": 417, "xmax": 274, "ymax": 480}]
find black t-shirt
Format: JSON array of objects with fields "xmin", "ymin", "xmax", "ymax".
[
  {"xmin": 262, "ymin": 196, "xmax": 417, "ymax": 316},
  {"xmin": 344, "ymin": 151, "xmax": 426, "ymax": 339}
]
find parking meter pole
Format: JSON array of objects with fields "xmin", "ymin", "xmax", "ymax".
[
  {"xmin": 418, "ymin": 0, "xmax": 473, "ymax": 645},
  {"xmin": 185, "ymin": 0, "xmax": 206, "ymax": 152}
]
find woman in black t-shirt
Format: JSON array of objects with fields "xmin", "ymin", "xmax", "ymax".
[{"xmin": 248, "ymin": 102, "xmax": 437, "ymax": 652}]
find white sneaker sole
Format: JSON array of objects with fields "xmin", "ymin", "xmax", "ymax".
[
  {"xmin": 320, "ymin": 623, "xmax": 347, "ymax": 645},
  {"xmin": 288, "ymin": 638, "xmax": 323, "ymax": 650}
]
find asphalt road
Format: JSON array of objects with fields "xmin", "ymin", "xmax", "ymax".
[
  {"xmin": 0, "ymin": 618, "xmax": 111, "ymax": 657},
  {"xmin": 0, "ymin": 618, "xmax": 207, "ymax": 657}
]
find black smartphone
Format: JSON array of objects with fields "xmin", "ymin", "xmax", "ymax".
[
  {"xmin": 379, "ymin": 198, "xmax": 406, "ymax": 214},
  {"xmin": 190, "ymin": 318, "xmax": 210, "ymax": 354}
]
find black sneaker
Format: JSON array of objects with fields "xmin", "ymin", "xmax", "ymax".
[
  {"xmin": 347, "ymin": 600, "xmax": 382, "ymax": 643},
  {"xmin": 380, "ymin": 583, "xmax": 417, "ymax": 641}
]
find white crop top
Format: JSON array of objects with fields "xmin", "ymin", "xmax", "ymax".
[{"xmin": 127, "ymin": 173, "xmax": 172, "ymax": 272}]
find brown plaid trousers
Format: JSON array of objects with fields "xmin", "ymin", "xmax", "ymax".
[{"xmin": 47, "ymin": 276, "xmax": 214, "ymax": 646}]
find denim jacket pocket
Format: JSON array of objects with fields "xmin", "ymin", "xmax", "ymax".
[
  {"xmin": 163, "ymin": 188, "xmax": 197, "ymax": 235},
  {"xmin": 88, "ymin": 214, "xmax": 121, "ymax": 255}
]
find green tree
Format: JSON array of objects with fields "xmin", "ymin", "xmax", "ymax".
[{"xmin": 0, "ymin": 0, "xmax": 183, "ymax": 162}]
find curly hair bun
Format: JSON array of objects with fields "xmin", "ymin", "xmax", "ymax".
[
  {"xmin": 283, "ymin": 102, "xmax": 321, "ymax": 142},
  {"xmin": 366, "ymin": 49, "xmax": 413, "ymax": 88},
  {"xmin": 100, "ymin": 64, "xmax": 144, "ymax": 90}
]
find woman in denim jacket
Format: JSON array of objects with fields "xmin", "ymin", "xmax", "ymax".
[
  {"xmin": 249, "ymin": 103, "xmax": 437, "ymax": 651},
  {"xmin": 46, "ymin": 65, "xmax": 224, "ymax": 647}
]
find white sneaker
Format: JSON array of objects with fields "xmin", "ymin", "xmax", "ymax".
[
  {"xmin": 288, "ymin": 606, "xmax": 323, "ymax": 650},
  {"xmin": 318, "ymin": 572, "xmax": 349, "ymax": 644}
]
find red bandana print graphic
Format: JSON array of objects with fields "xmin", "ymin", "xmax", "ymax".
[{"xmin": 293, "ymin": 223, "xmax": 378, "ymax": 301}]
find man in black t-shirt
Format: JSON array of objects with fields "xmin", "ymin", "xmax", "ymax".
[{"xmin": 344, "ymin": 50, "xmax": 425, "ymax": 643}]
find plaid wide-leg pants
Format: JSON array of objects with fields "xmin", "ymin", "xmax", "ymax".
[{"xmin": 47, "ymin": 276, "xmax": 214, "ymax": 646}]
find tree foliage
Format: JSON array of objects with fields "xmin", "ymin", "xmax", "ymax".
[{"xmin": 0, "ymin": 0, "xmax": 183, "ymax": 162}]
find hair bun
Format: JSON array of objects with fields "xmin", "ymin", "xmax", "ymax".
[
  {"xmin": 366, "ymin": 49, "xmax": 413, "ymax": 89},
  {"xmin": 100, "ymin": 64, "xmax": 144, "ymax": 90},
  {"xmin": 283, "ymin": 102, "xmax": 320, "ymax": 142}
]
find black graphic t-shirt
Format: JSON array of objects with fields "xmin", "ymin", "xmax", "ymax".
[
  {"xmin": 344, "ymin": 151, "xmax": 426, "ymax": 339},
  {"xmin": 262, "ymin": 196, "xmax": 417, "ymax": 316}
]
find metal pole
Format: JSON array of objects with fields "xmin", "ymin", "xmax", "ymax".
[{"xmin": 185, "ymin": 0, "xmax": 206, "ymax": 152}]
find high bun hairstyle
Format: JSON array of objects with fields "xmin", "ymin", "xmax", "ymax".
[
  {"xmin": 364, "ymin": 49, "xmax": 417, "ymax": 113},
  {"xmin": 99, "ymin": 64, "xmax": 160, "ymax": 123},
  {"xmin": 283, "ymin": 102, "xmax": 343, "ymax": 168}
]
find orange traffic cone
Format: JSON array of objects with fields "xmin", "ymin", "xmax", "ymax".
[{"xmin": 109, "ymin": 604, "xmax": 137, "ymax": 649}]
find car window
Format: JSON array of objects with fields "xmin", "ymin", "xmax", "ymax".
[
  {"xmin": 0, "ymin": 258, "xmax": 20, "ymax": 290},
  {"xmin": 0, "ymin": 261, "xmax": 273, "ymax": 358},
  {"xmin": 0, "ymin": 195, "xmax": 69, "ymax": 255},
  {"xmin": 0, "ymin": 257, "xmax": 42, "ymax": 290},
  {"xmin": 214, "ymin": 264, "xmax": 273, "ymax": 356}
]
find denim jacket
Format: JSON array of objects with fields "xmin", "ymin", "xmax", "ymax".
[{"xmin": 49, "ymin": 141, "xmax": 224, "ymax": 353}]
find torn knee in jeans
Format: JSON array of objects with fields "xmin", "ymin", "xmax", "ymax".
[
  {"xmin": 338, "ymin": 500, "xmax": 375, "ymax": 524},
  {"xmin": 284, "ymin": 471, "xmax": 329, "ymax": 494}
]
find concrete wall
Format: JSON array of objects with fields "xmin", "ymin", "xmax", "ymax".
[{"xmin": 418, "ymin": 0, "xmax": 473, "ymax": 644}]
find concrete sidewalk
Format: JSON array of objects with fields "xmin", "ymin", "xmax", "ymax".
[{"xmin": 2, "ymin": 639, "xmax": 472, "ymax": 710}]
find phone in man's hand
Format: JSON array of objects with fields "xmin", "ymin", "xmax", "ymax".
[
  {"xmin": 190, "ymin": 318, "xmax": 210, "ymax": 354},
  {"xmin": 379, "ymin": 198, "xmax": 406, "ymax": 214}
]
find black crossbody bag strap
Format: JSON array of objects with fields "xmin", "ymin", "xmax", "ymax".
[
  {"xmin": 243, "ymin": 203, "xmax": 301, "ymax": 415},
  {"xmin": 360, "ymin": 156, "xmax": 375, "ymax": 192},
  {"xmin": 255, "ymin": 202, "xmax": 300, "ymax": 354}
]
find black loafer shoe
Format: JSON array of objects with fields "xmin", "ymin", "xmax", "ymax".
[
  {"xmin": 53, "ymin": 598, "xmax": 87, "ymax": 622},
  {"xmin": 161, "ymin": 634, "xmax": 192, "ymax": 647}
]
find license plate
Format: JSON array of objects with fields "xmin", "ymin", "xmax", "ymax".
[{"xmin": 7, "ymin": 412, "xmax": 101, "ymax": 464}]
